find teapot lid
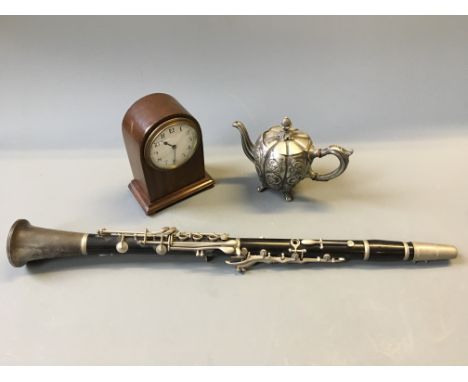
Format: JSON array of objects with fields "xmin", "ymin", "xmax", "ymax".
[{"xmin": 262, "ymin": 117, "xmax": 313, "ymax": 155}]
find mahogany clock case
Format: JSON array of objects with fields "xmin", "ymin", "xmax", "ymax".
[{"xmin": 122, "ymin": 93, "xmax": 214, "ymax": 215}]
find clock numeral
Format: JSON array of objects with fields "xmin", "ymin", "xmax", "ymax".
[
  {"xmin": 169, "ymin": 127, "xmax": 175, "ymax": 134},
  {"xmin": 160, "ymin": 133, "xmax": 166, "ymax": 139}
]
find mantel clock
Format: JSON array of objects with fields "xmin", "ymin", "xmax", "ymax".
[{"xmin": 122, "ymin": 93, "xmax": 214, "ymax": 215}]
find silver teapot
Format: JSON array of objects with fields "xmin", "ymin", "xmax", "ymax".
[{"xmin": 233, "ymin": 117, "xmax": 353, "ymax": 201}]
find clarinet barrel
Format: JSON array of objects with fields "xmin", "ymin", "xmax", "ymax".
[{"xmin": 7, "ymin": 219, "xmax": 87, "ymax": 267}]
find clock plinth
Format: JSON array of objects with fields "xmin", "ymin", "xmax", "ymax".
[{"xmin": 129, "ymin": 172, "xmax": 214, "ymax": 215}]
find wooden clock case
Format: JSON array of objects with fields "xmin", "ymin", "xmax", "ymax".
[{"xmin": 122, "ymin": 93, "xmax": 214, "ymax": 215}]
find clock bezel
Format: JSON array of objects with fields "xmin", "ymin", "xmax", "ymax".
[{"xmin": 143, "ymin": 117, "xmax": 200, "ymax": 171}]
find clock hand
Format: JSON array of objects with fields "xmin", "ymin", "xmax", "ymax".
[{"xmin": 163, "ymin": 141, "xmax": 176, "ymax": 149}]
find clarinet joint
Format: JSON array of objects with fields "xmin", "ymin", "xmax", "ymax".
[
  {"xmin": 225, "ymin": 239, "xmax": 347, "ymax": 273},
  {"xmin": 97, "ymin": 227, "xmax": 237, "ymax": 258}
]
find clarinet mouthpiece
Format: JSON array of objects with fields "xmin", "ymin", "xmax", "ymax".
[{"xmin": 412, "ymin": 242, "xmax": 458, "ymax": 262}]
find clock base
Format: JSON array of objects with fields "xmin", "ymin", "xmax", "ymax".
[{"xmin": 128, "ymin": 173, "xmax": 215, "ymax": 215}]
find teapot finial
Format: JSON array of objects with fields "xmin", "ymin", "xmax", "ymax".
[{"xmin": 281, "ymin": 116, "xmax": 292, "ymax": 131}]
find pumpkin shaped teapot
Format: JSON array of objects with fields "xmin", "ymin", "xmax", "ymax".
[{"xmin": 233, "ymin": 117, "xmax": 353, "ymax": 201}]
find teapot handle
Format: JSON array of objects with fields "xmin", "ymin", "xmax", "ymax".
[{"xmin": 309, "ymin": 145, "xmax": 353, "ymax": 181}]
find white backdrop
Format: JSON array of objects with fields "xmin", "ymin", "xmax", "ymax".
[{"xmin": 1, "ymin": 16, "xmax": 467, "ymax": 149}]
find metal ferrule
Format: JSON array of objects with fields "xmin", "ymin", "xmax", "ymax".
[{"xmin": 412, "ymin": 242, "xmax": 458, "ymax": 262}]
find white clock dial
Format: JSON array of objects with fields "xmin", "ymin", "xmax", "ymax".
[{"xmin": 147, "ymin": 121, "xmax": 198, "ymax": 170}]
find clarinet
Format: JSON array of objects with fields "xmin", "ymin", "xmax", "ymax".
[{"xmin": 7, "ymin": 219, "xmax": 458, "ymax": 272}]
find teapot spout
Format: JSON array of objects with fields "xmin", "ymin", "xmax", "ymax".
[{"xmin": 232, "ymin": 120, "xmax": 255, "ymax": 163}]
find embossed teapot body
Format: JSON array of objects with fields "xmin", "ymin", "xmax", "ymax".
[{"xmin": 233, "ymin": 117, "xmax": 353, "ymax": 201}]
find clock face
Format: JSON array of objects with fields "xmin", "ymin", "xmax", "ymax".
[{"xmin": 145, "ymin": 119, "xmax": 199, "ymax": 170}]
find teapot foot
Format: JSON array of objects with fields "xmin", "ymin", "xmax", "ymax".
[
  {"xmin": 283, "ymin": 192, "xmax": 293, "ymax": 202},
  {"xmin": 257, "ymin": 184, "xmax": 268, "ymax": 193}
]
